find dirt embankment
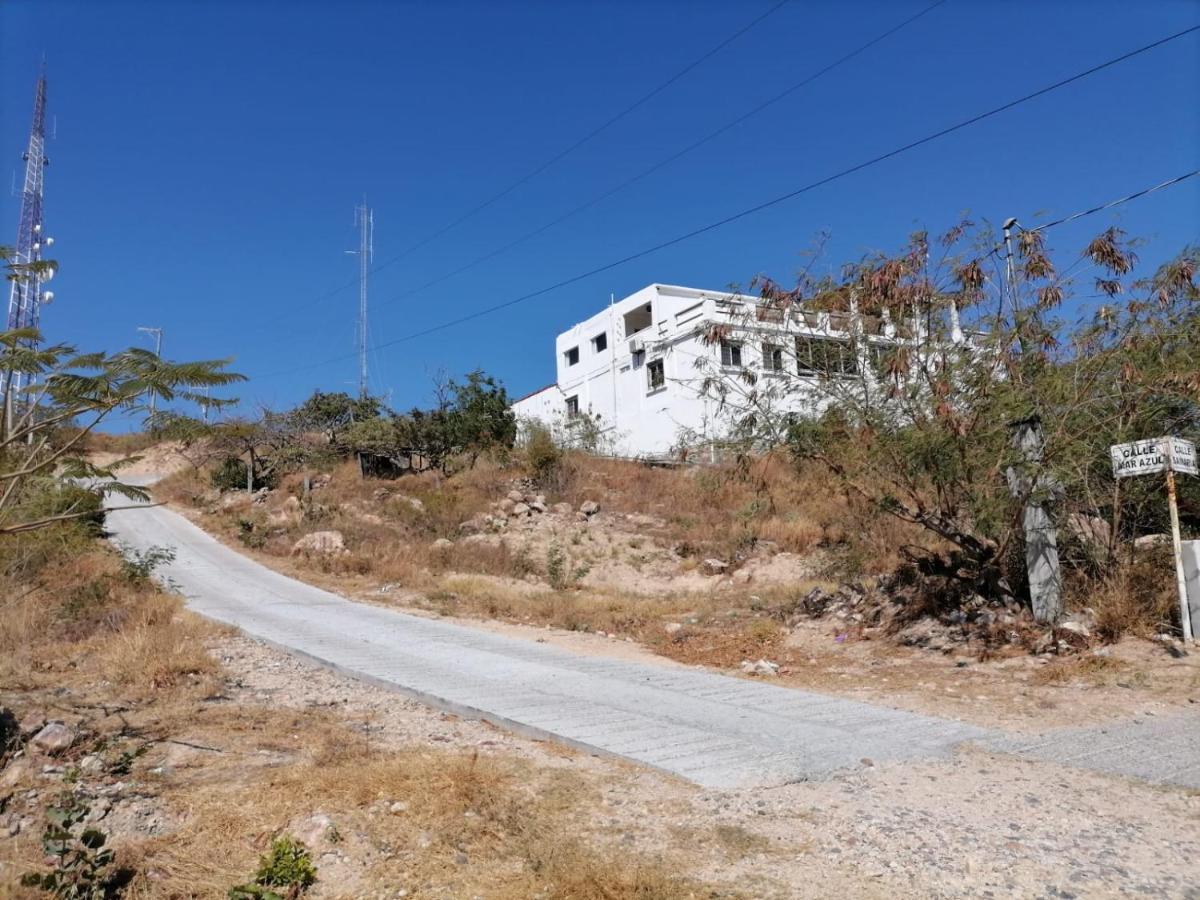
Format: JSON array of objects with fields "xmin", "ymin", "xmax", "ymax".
[{"xmin": 154, "ymin": 454, "xmax": 1200, "ymax": 734}]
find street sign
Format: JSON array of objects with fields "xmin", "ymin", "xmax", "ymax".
[
  {"xmin": 1110, "ymin": 436, "xmax": 1198, "ymax": 479},
  {"xmin": 1110, "ymin": 435, "xmax": 1198, "ymax": 643}
]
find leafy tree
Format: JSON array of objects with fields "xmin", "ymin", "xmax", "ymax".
[
  {"xmin": 341, "ymin": 371, "xmax": 515, "ymax": 473},
  {"xmin": 697, "ymin": 223, "xmax": 1198, "ymax": 621},
  {"xmin": 0, "ymin": 327, "xmax": 243, "ymax": 533},
  {"xmin": 447, "ymin": 369, "xmax": 516, "ymax": 466},
  {"xmin": 292, "ymin": 390, "xmax": 382, "ymax": 444}
]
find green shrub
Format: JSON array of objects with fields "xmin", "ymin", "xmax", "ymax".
[
  {"xmin": 20, "ymin": 479, "xmax": 105, "ymax": 535},
  {"xmin": 236, "ymin": 518, "xmax": 267, "ymax": 549},
  {"xmin": 211, "ymin": 456, "xmax": 251, "ymax": 493},
  {"xmin": 524, "ymin": 425, "xmax": 561, "ymax": 485},
  {"xmin": 118, "ymin": 543, "xmax": 176, "ymax": 584},
  {"xmin": 229, "ymin": 836, "xmax": 317, "ymax": 899},
  {"xmin": 20, "ymin": 794, "xmax": 117, "ymax": 898}
]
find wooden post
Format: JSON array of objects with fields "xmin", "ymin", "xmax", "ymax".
[{"xmin": 1166, "ymin": 468, "xmax": 1194, "ymax": 643}]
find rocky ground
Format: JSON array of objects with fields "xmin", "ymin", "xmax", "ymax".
[
  {"xmin": 189, "ymin": 638, "xmax": 1200, "ymax": 899},
  {"xmin": 9, "ymin": 633, "xmax": 1195, "ymax": 898}
]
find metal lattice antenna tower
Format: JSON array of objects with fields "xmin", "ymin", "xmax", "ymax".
[
  {"xmin": 355, "ymin": 202, "xmax": 373, "ymax": 400},
  {"xmin": 3, "ymin": 71, "xmax": 52, "ymax": 402}
]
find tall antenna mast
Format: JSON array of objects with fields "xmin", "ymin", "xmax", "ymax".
[
  {"xmin": 3, "ymin": 70, "xmax": 52, "ymax": 413},
  {"xmin": 355, "ymin": 201, "xmax": 372, "ymax": 400}
]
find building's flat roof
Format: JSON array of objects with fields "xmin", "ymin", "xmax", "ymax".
[
  {"xmin": 510, "ymin": 382, "xmax": 559, "ymax": 405},
  {"xmin": 557, "ymin": 283, "xmax": 751, "ymax": 334}
]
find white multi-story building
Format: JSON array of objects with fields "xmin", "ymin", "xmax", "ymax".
[{"xmin": 511, "ymin": 282, "xmax": 934, "ymax": 459}]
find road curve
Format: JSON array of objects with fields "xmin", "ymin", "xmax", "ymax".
[{"xmin": 106, "ymin": 499, "xmax": 994, "ymax": 788}]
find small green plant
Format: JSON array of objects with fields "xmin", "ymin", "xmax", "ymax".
[
  {"xmin": 524, "ymin": 424, "xmax": 562, "ymax": 486},
  {"xmin": 547, "ymin": 542, "xmax": 567, "ymax": 590},
  {"xmin": 107, "ymin": 744, "xmax": 148, "ymax": 777},
  {"xmin": 546, "ymin": 543, "xmax": 588, "ymax": 591},
  {"xmin": 20, "ymin": 794, "xmax": 116, "ymax": 898},
  {"xmin": 236, "ymin": 518, "xmax": 267, "ymax": 549},
  {"xmin": 228, "ymin": 836, "xmax": 317, "ymax": 899},
  {"xmin": 211, "ymin": 456, "xmax": 252, "ymax": 493},
  {"xmin": 118, "ymin": 543, "xmax": 176, "ymax": 583}
]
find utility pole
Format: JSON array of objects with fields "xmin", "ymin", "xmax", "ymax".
[
  {"xmin": 137, "ymin": 326, "xmax": 163, "ymax": 416},
  {"xmin": 1002, "ymin": 216, "xmax": 1063, "ymax": 623},
  {"xmin": 1007, "ymin": 416, "xmax": 1063, "ymax": 623},
  {"xmin": 347, "ymin": 202, "xmax": 373, "ymax": 401}
]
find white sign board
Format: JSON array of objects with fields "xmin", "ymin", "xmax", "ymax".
[{"xmin": 1110, "ymin": 436, "xmax": 1198, "ymax": 479}]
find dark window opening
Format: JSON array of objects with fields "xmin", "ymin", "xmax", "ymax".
[
  {"xmin": 763, "ymin": 343, "xmax": 784, "ymax": 372},
  {"xmin": 647, "ymin": 358, "xmax": 665, "ymax": 391},
  {"xmin": 623, "ymin": 303, "xmax": 652, "ymax": 337},
  {"xmin": 564, "ymin": 346, "xmax": 579, "ymax": 366},
  {"xmin": 796, "ymin": 335, "xmax": 857, "ymax": 376}
]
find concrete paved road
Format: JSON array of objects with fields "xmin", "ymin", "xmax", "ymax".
[
  {"xmin": 106, "ymin": 500, "xmax": 992, "ymax": 789},
  {"xmin": 988, "ymin": 714, "xmax": 1200, "ymax": 789}
]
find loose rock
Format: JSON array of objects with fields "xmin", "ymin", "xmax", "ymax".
[
  {"xmin": 291, "ymin": 530, "xmax": 347, "ymax": 556},
  {"xmin": 30, "ymin": 722, "xmax": 75, "ymax": 755}
]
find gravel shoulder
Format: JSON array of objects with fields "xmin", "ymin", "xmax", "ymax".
[{"xmin": 219, "ymin": 632, "xmax": 1200, "ymax": 899}]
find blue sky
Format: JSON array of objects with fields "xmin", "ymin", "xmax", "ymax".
[{"xmin": 2, "ymin": 0, "xmax": 1197, "ymax": 417}]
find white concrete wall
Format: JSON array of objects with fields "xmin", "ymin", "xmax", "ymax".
[
  {"xmin": 511, "ymin": 383, "xmax": 565, "ymax": 439},
  {"xmin": 1184, "ymin": 540, "xmax": 1200, "ymax": 640},
  {"xmin": 512, "ymin": 283, "xmax": 905, "ymax": 458}
]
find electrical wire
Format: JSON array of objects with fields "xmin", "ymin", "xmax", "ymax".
[
  {"xmin": 251, "ymin": 0, "xmax": 795, "ymax": 327},
  {"xmin": 1029, "ymin": 170, "xmax": 1200, "ymax": 234},
  {"xmin": 386, "ymin": 0, "xmax": 950, "ymax": 304},
  {"xmin": 251, "ymin": 25, "xmax": 1200, "ymax": 382},
  {"xmin": 344, "ymin": 0, "xmax": 793, "ymax": 285}
]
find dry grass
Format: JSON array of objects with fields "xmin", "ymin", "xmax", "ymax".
[
  {"xmin": 1030, "ymin": 654, "xmax": 1138, "ymax": 687},
  {"xmin": 1072, "ymin": 549, "xmax": 1178, "ymax": 642},
  {"xmin": 712, "ymin": 823, "xmax": 779, "ymax": 858},
  {"xmin": 88, "ymin": 706, "xmax": 711, "ymax": 899},
  {"xmin": 652, "ymin": 617, "xmax": 787, "ymax": 668},
  {"xmin": 552, "ymin": 452, "xmax": 881, "ymax": 565},
  {"xmin": 1, "ymin": 515, "xmax": 732, "ymax": 899},
  {"xmin": 162, "ymin": 447, "xmax": 920, "ymax": 590},
  {"xmin": 0, "ymin": 536, "xmax": 217, "ymax": 699}
]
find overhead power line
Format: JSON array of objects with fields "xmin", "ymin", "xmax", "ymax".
[
  {"xmin": 253, "ymin": 25, "xmax": 1200, "ymax": 382},
  {"xmin": 363, "ymin": 0, "xmax": 793, "ymax": 276},
  {"xmin": 270, "ymin": 0, "xmax": 793, "ymax": 323},
  {"xmin": 1029, "ymin": 170, "xmax": 1200, "ymax": 234},
  {"xmin": 388, "ymin": 0, "xmax": 949, "ymax": 304}
]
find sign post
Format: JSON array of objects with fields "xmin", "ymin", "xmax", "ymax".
[{"xmin": 1111, "ymin": 436, "xmax": 1198, "ymax": 643}]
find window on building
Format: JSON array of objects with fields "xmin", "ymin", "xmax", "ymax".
[
  {"xmin": 869, "ymin": 343, "xmax": 900, "ymax": 380},
  {"xmin": 623, "ymin": 303, "xmax": 652, "ymax": 337},
  {"xmin": 646, "ymin": 358, "xmax": 665, "ymax": 392},
  {"xmin": 720, "ymin": 340, "xmax": 743, "ymax": 368},
  {"xmin": 763, "ymin": 342, "xmax": 784, "ymax": 372},
  {"xmin": 592, "ymin": 332, "xmax": 607, "ymax": 353},
  {"xmin": 796, "ymin": 335, "xmax": 857, "ymax": 376},
  {"xmin": 564, "ymin": 346, "xmax": 579, "ymax": 366},
  {"xmin": 565, "ymin": 395, "xmax": 580, "ymax": 419},
  {"xmin": 631, "ymin": 349, "xmax": 645, "ymax": 368}
]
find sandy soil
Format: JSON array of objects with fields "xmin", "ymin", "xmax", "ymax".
[
  {"xmin": 211, "ymin": 633, "xmax": 1200, "ymax": 899},
  {"xmin": 90, "ymin": 442, "xmax": 191, "ymax": 479}
]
